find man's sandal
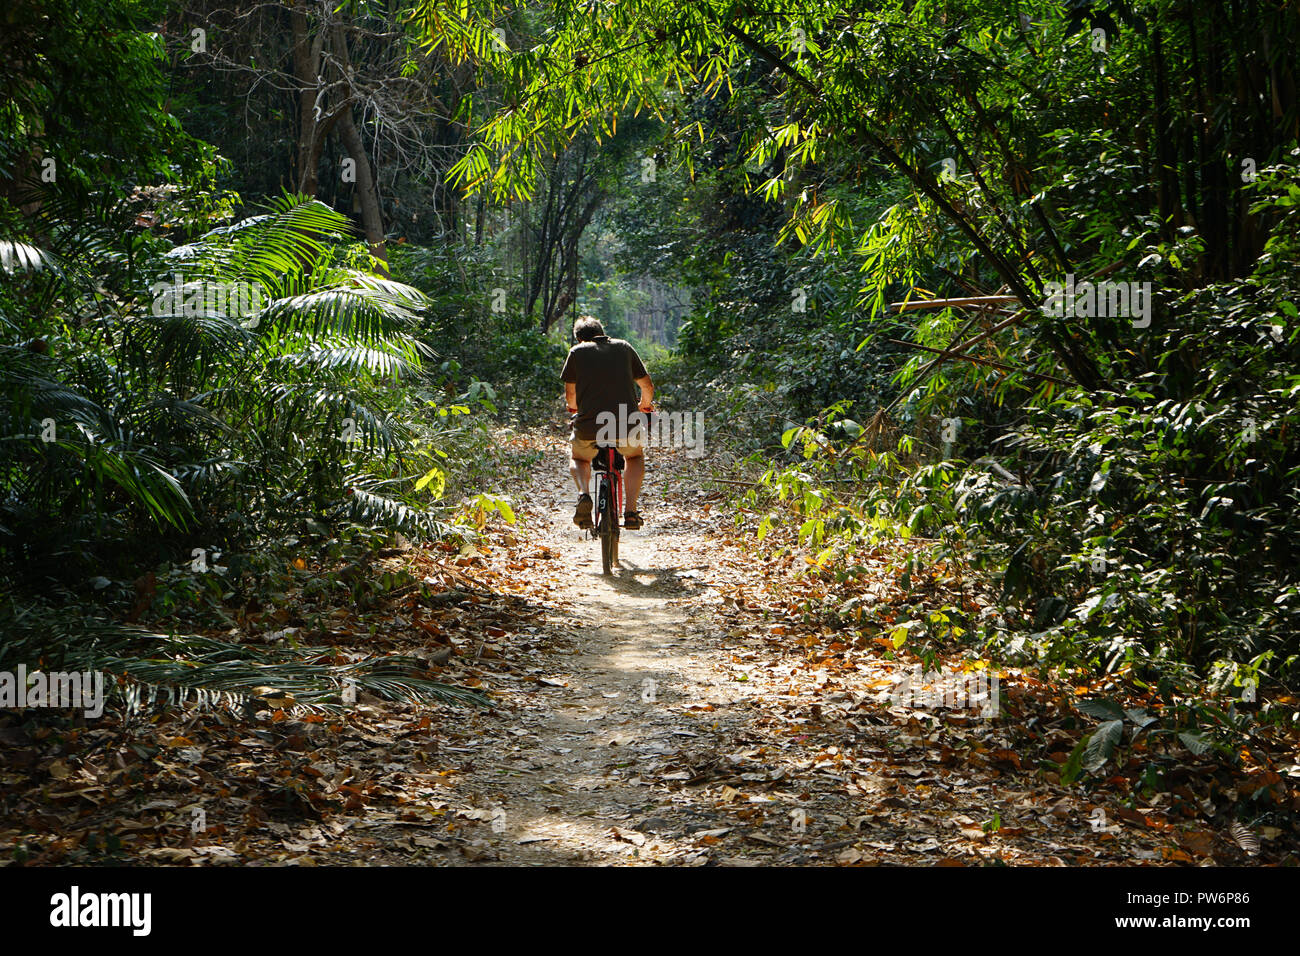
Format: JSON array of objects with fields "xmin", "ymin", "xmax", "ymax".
[
  {"xmin": 574, "ymin": 493, "xmax": 594, "ymax": 529},
  {"xmin": 623, "ymin": 510, "xmax": 643, "ymax": 530}
]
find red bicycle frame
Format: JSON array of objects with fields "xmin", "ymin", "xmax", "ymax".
[{"xmin": 605, "ymin": 446, "xmax": 623, "ymax": 521}]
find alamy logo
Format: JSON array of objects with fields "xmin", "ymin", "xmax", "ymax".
[
  {"xmin": 50, "ymin": 886, "xmax": 151, "ymax": 936},
  {"xmin": 150, "ymin": 272, "xmax": 264, "ymax": 324},
  {"xmin": 889, "ymin": 665, "xmax": 999, "ymax": 716},
  {"xmin": 594, "ymin": 404, "xmax": 705, "ymax": 458},
  {"xmin": 0, "ymin": 665, "xmax": 104, "ymax": 718},
  {"xmin": 1042, "ymin": 274, "xmax": 1152, "ymax": 328}
]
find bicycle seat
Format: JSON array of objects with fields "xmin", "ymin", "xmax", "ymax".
[{"xmin": 591, "ymin": 447, "xmax": 625, "ymax": 472}]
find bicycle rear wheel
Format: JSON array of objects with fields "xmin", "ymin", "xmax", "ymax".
[
  {"xmin": 601, "ymin": 527, "xmax": 614, "ymax": 575},
  {"xmin": 598, "ymin": 476, "xmax": 615, "ymax": 575}
]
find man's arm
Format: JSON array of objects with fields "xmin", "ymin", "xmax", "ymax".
[
  {"xmin": 624, "ymin": 342, "xmax": 652, "ymax": 413},
  {"xmin": 561, "ymin": 346, "xmax": 579, "ymax": 413},
  {"xmin": 635, "ymin": 375, "xmax": 654, "ymax": 413}
]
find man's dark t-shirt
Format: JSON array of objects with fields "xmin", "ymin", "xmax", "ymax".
[{"xmin": 560, "ymin": 336, "xmax": 648, "ymax": 441}]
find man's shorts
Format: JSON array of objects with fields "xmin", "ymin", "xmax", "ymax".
[{"xmin": 571, "ymin": 424, "xmax": 647, "ymax": 461}]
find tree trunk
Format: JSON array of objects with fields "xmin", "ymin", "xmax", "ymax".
[
  {"xmin": 291, "ymin": 4, "xmax": 330, "ymax": 196},
  {"xmin": 336, "ymin": 108, "xmax": 387, "ymax": 270}
]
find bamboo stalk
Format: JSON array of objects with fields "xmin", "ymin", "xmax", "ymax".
[
  {"xmin": 888, "ymin": 295, "xmax": 1020, "ymax": 311},
  {"xmin": 942, "ymin": 310, "xmax": 1029, "ymax": 354},
  {"xmin": 883, "ymin": 337, "xmax": 1075, "ymax": 386}
]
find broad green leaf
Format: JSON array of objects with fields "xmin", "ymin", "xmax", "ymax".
[
  {"xmin": 1061, "ymin": 735, "xmax": 1089, "ymax": 785},
  {"xmin": 1083, "ymin": 719, "xmax": 1124, "ymax": 772},
  {"xmin": 1077, "ymin": 698, "xmax": 1125, "ymax": 721},
  {"xmin": 415, "ymin": 466, "xmax": 445, "ymax": 498}
]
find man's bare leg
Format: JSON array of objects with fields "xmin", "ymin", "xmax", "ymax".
[
  {"xmin": 570, "ymin": 456, "xmax": 592, "ymax": 495},
  {"xmin": 625, "ymin": 454, "xmax": 644, "ymax": 512}
]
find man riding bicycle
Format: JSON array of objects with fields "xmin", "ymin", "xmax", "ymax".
[{"xmin": 561, "ymin": 316, "xmax": 653, "ymax": 531}]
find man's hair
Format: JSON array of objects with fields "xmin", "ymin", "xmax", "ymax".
[{"xmin": 573, "ymin": 316, "xmax": 605, "ymax": 342}]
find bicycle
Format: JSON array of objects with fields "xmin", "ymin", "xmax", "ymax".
[{"xmin": 590, "ymin": 443, "xmax": 624, "ymax": 576}]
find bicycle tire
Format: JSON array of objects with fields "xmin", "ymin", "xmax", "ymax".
[{"xmin": 600, "ymin": 483, "xmax": 615, "ymax": 576}]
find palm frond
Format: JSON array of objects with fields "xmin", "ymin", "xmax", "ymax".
[
  {"xmin": 259, "ymin": 283, "xmax": 426, "ymax": 343},
  {"xmin": 280, "ymin": 342, "xmax": 423, "ymax": 379},
  {"xmin": 0, "ymin": 601, "xmax": 491, "ymax": 711},
  {"xmin": 343, "ymin": 481, "xmax": 457, "ymax": 540},
  {"xmin": 0, "ymin": 239, "xmax": 62, "ymax": 277}
]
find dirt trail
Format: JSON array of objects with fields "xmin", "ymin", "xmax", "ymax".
[{"xmin": 430, "ymin": 446, "xmax": 779, "ymax": 865}]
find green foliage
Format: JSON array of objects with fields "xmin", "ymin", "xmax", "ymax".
[
  {"xmin": 953, "ymin": 165, "xmax": 1300, "ymax": 686},
  {"xmin": 0, "ymin": 194, "xmax": 463, "ymax": 583},
  {"xmin": 457, "ymin": 491, "xmax": 517, "ymax": 531},
  {"xmin": 390, "ymin": 241, "xmax": 569, "ymax": 420},
  {"xmin": 0, "ymin": 0, "xmax": 217, "ymax": 207}
]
